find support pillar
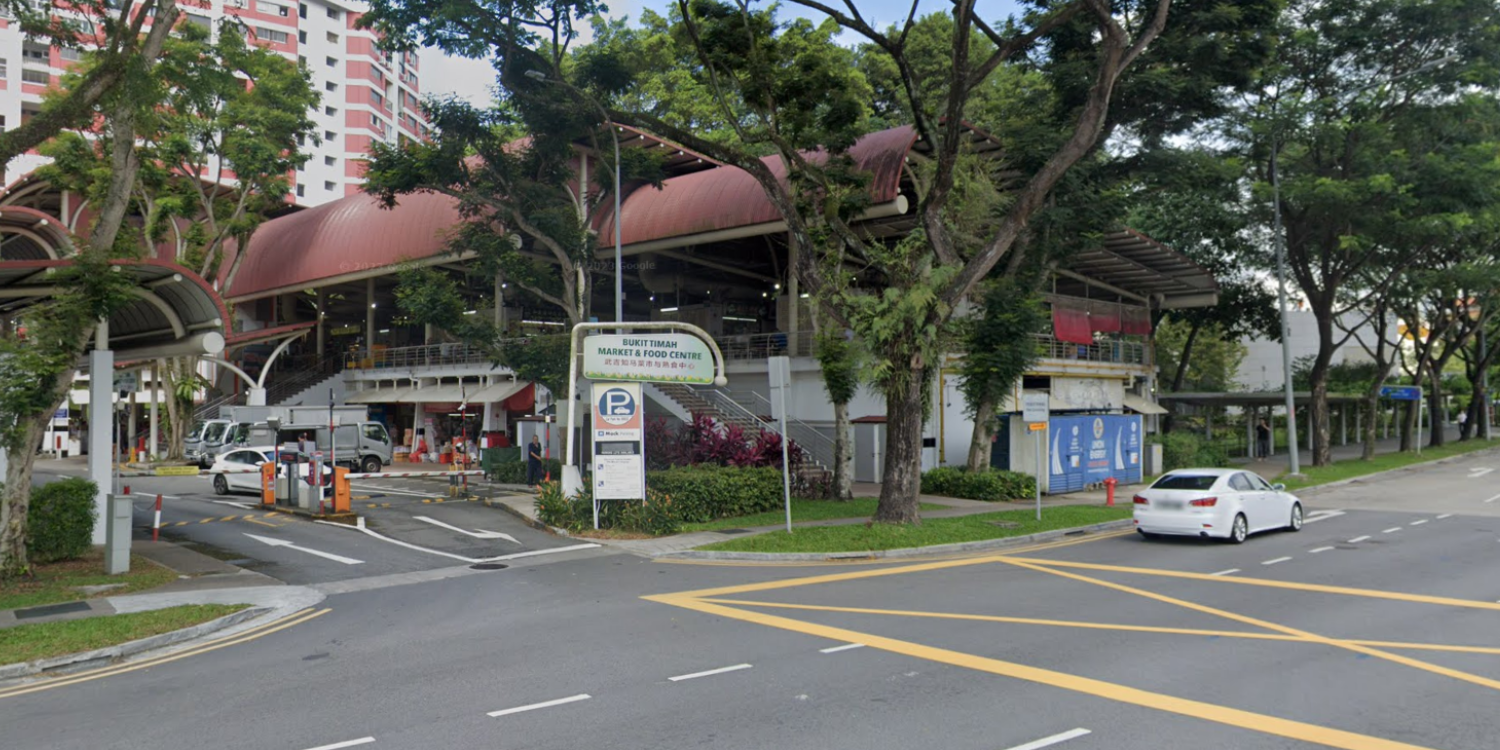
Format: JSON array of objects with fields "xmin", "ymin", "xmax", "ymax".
[
  {"xmin": 88, "ymin": 322, "xmax": 113, "ymax": 545},
  {"xmin": 495, "ymin": 275, "xmax": 505, "ymax": 332},
  {"xmin": 787, "ymin": 233, "xmax": 799, "ymax": 354},
  {"xmin": 149, "ymin": 361, "xmax": 159, "ymax": 460},
  {"xmin": 1340, "ymin": 405, "xmax": 1347, "ymax": 446},
  {"xmin": 316, "ymin": 287, "xmax": 327, "ymax": 364},
  {"xmin": 366, "ymin": 277, "xmax": 376, "ymax": 362},
  {"xmin": 127, "ymin": 389, "xmax": 137, "ymax": 461},
  {"xmin": 1246, "ymin": 410, "xmax": 1255, "ymax": 458}
]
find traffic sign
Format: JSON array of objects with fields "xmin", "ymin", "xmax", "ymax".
[
  {"xmin": 1028, "ymin": 422, "xmax": 1048, "ymax": 432},
  {"xmin": 1022, "ymin": 393, "xmax": 1049, "ymax": 422},
  {"xmin": 1379, "ymin": 385, "xmax": 1422, "ymax": 401}
]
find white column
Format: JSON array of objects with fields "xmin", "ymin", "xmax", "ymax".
[
  {"xmin": 149, "ymin": 361, "xmax": 159, "ymax": 461},
  {"xmin": 366, "ymin": 277, "xmax": 376, "ymax": 361},
  {"xmin": 1340, "ymin": 406, "xmax": 1347, "ymax": 446},
  {"xmin": 786, "ymin": 234, "xmax": 799, "ymax": 352},
  {"xmin": 126, "ymin": 388, "xmax": 137, "ymax": 461},
  {"xmin": 88, "ymin": 323, "xmax": 113, "ymax": 545},
  {"xmin": 316, "ymin": 287, "xmax": 327, "ymax": 363}
]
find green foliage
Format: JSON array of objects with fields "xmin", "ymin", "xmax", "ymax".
[
  {"xmin": 1158, "ymin": 432, "xmax": 1231, "ymax": 472},
  {"xmin": 920, "ymin": 466, "xmax": 1037, "ymax": 502},
  {"xmin": 488, "ymin": 459, "xmax": 561, "ymax": 484},
  {"xmin": 26, "ymin": 479, "xmax": 97, "ymax": 564},
  {"xmin": 958, "ymin": 278, "xmax": 1047, "ymax": 419},
  {"xmin": 1154, "ymin": 318, "xmax": 1247, "ymax": 393},
  {"xmin": 645, "ymin": 465, "xmax": 783, "ymax": 523},
  {"xmin": 813, "ymin": 331, "xmax": 861, "ymax": 405},
  {"xmin": 1291, "ymin": 357, "xmax": 1386, "ymax": 395},
  {"xmin": 533, "ymin": 480, "xmax": 681, "ymax": 536}
]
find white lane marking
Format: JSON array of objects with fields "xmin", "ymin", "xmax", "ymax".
[
  {"xmin": 1382, "ymin": 527, "xmax": 1402, "ymax": 534},
  {"xmin": 1261, "ymin": 557, "xmax": 1292, "ymax": 566},
  {"xmin": 1348, "ymin": 536, "xmax": 1371, "ymax": 543},
  {"xmin": 1210, "ymin": 569, "xmax": 1240, "ymax": 576},
  {"xmin": 1470, "ymin": 468, "xmax": 1495, "ymax": 478},
  {"xmin": 1437, "ymin": 514, "xmax": 1454, "ymax": 520},
  {"xmin": 314, "ymin": 520, "xmax": 480, "ymax": 563},
  {"xmin": 669, "ymin": 663, "xmax": 753, "ymax": 682},
  {"xmin": 243, "ymin": 533, "xmax": 363, "ymax": 565},
  {"xmin": 349, "ymin": 483, "xmax": 445, "ymax": 498},
  {"xmin": 1484, "ymin": 494, "xmax": 1500, "ymax": 504},
  {"xmin": 1003, "ymin": 728, "xmax": 1092, "ymax": 750},
  {"xmin": 1309, "ymin": 547, "xmax": 1334, "ymax": 554},
  {"xmin": 301, "ymin": 738, "xmax": 374, "ymax": 750},
  {"xmin": 1302, "ymin": 510, "xmax": 1346, "ymax": 524},
  {"xmin": 820, "ymin": 643, "xmax": 866, "ymax": 654},
  {"xmin": 473, "ymin": 543, "xmax": 603, "ymax": 562},
  {"xmin": 1410, "ymin": 519, "xmax": 1428, "ymax": 526},
  {"xmin": 211, "ymin": 500, "xmax": 255, "ymax": 509},
  {"xmin": 412, "ymin": 515, "xmax": 519, "ymax": 543},
  {"xmin": 487, "ymin": 693, "xmax": 591, "ymax": 718}
]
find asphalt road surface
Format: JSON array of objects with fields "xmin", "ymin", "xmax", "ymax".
[{"xmin": 8, "ymin": 451, "xmax": 1500, "ymax": 750}]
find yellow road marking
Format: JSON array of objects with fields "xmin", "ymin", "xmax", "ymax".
[
  {"xmin": 647, "ymin": 594, "xmax": 1438, "ymax": 750},
  {"xmin": 0, "ymin": 608, "xmax": 331, "ymax": 700},
  {"xmin": 652, "ymin": 529, "xmax": 1133, "ymax": 568},
  {"xmin": 1003, "ymin": 558, "xmax": 1500, "ymax": 694},
  {"xmin": 1006, "ymin": 557, "xmax": 1500, "ymax": 612},
  {"xmin": 219, "ymin": 515, "xmax": 238, "ymax": 522},
  {"xmin": 700, "ymin": 598, "xmax": 1500, "ymax": 657}
]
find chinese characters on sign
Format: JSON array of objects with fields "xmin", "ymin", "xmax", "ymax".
[{"xmin": 582, "ymin": 334, "xmax": 715, "ymax": 384}]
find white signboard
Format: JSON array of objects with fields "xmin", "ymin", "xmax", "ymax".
[
  {"xmin": 767, "ymin": 356, "xmax": 791, "ymax": 421},
  {"xmin": 1022, "ymin": 393, "xmax": 1050, "ymax": 423},
  {"xmin": 583, "ymin": 333, "xmax": 715, "ymax": 384},
  {"xmin": 113, "ymin": 372, "xmax": 138, "ymax": 393},
  {"xmin": 591, "ymin": 382, "xmax": 645, "ymax": 501}
]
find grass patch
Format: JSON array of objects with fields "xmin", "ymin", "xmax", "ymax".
[
  {"xmin": 679, "ymin": 498, "xmax": 945, "ymax": 533},
  {"xmin": 0, "ymin": 549, "xmax": 178, "ymax": 611},
  {"xmin": 0, "ymin": 604, "xmax": 248, "ymax": 665},
  {"xmin": 697, "ymin": 504, "xmax": 1132, "ymax": 554},
  {"xmin": 1278, "ymin": 437, "xmax": 1500, "ymax": 490}
]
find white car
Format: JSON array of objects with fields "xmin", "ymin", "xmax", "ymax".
[
  {"xmin": 209, "ymin": 446, "xmax": 333, "ymax": 497},
  {"xmin": 1133, "ymin": 468, "xmax": 1304, "ymax": 544}
]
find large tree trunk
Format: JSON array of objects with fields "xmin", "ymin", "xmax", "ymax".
[
  {"xmin": 873, "ymin": 370, "xmax": 926, "ymax": 525},
  {"xmin": 1361, "ymin": 394, "xmax": 1379, "ymax": 460},
  {"xmin": 1426, "ymin": 371, "xmax": 1446, "ymax": 448},
  {"xmin": 832, "ymin": 399, "xmax": 852, "ymax": 499},
  {"xmin": 1401, "ymin": 397, "xmax": 1419, "ymax": 452},
  {"xmin": 1307, "ymin": 306, "xmax": 1336, "ymax": 466},
  {"xmin": 1472, "ymin": 376, "xmax": 1490, "ymax": 441},
  {"xmin": 966, "ymin": 395, "xmax": 997, "ymax": 472},
  {"xmin": 1, "ymin": 399, "xmax": 60, "ymax": 577}
]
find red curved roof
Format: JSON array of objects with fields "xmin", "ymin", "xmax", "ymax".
[
  {"xmin": 595, "ymin": 125, "xmax": 916, "ymax": 246},
  {"xmin": 227, "ymin": 190, "xmax": 464, "ymax": 300}
]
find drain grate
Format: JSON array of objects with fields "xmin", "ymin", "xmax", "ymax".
[{"xmin": 470, "ymin": 563, "xmax": 509, "ymax": 570}]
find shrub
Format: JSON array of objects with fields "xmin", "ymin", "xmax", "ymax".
[
  {"xmin": 490, "ymin": 458, "xmax": 561, "ymax": 485},
  {"xmin": 644, "ymin": 414, "xmax": 807, "ymax": 470},
  {"xmin": 533, "ymin": 480, "xmax": 680, "ymax": 536},
  {"xmin": 27, "ymin": 477, "xmax": 97, "ymax": 563},
  {"xmin": 646, "ymin": 465, "xmax": 782, "ymax": 522},
  {"xmin": 921, "ymin": 466, "xmax": 1036, "ymax": 501},
  {"xmin": 1159, "ymin": 432, "xmax": 1229, "ymax": 472}
]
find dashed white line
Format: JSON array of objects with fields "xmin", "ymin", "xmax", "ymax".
[
  {"xmin": 1261, "ymin": 557, "xmax": 1292, "ymax": 566},
  {"xmin": 487, "ymin": 694, "xmax": 591, "ymax": 718},
  {"xmin": 820, "ymin": 643, "xmax": 866, "ymax": 654},
  {"xmin": 1003, "ymin": 728, "xmax": 1093, "ymax": 750},
  {"xmin": 1410, "ymin": 519, "xmax": 1428, "ymax": 526},
  {"xmin": 1382, "ymin": 527, "xmax": 1402, "ymax": 534},
  {"xmin": 669, "ymin": 663, "xmax": 753, "ymax": 682},
  {"xmin": 1309, "ymin": 547, "xmax": 1334, "ymax": 554},
  {"xmin": 1484, "ymin": 494, "xmax": 1500, "ymax": 504},
  {"xmin": 1470, "ymin": 468, "xmax": 1495, "ymax": 478},
  {"xmin": 301, "ymin": 738, "xmax": 375, "ymax": 750},
  {"xmin": 1348, "ymin": 536, "xmax": 1371, "ymax": 543},
  {"xmin": 1210, "ymin": 568, "xmax": 1241, "ymax": 576},
  {"xmin": 1437, "ymin": 514, "xmax": 1454, "ymax": 520}
]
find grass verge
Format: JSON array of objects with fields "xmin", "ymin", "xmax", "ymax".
[
  {"xmin": 679, "ymin": 498, "xmax": 945, "ymax": 533},
  {"xmin": 696, "ymin": 504, "xmax": 1132, "ymax": 554},
  {"xmin": 1278, "ymin": 437, "xmax": 1500, "ymax": 490},
  {"xmin": 0, "ymin": 550, "xmax": 178, "ymax": 611},
  {"xmin": 0, "ymin": 604, "xmax": 248, "ymax": 665}
]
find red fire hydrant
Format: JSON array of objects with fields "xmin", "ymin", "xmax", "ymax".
[{"xmin": 1104, "ymin": 477, "xmax": 1118, "ymax": 507}]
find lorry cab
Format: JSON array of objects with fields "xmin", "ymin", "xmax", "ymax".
[{"xmin": 190, "ymin": 419, "xmax": 233, "ymax": 467}]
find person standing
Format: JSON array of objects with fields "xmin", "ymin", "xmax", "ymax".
[
  {"xmin": 1255, "ymin": 419, "xmax": 1272, "ymax": 459},
  {"xmin": 526, "ymin": 434, "xmax": 544, "ymax": 486},
  {"xmin": 1458, "ymin": 408, "xmax": 1469, "ymax": 439}
]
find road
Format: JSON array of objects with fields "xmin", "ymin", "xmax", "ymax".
[{"xmin": 6, "ymin": 451, "xmax": 1500, "ymax": 750}]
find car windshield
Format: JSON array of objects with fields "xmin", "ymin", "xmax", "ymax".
[
  {"xmin": 1152, "ymin": 474, "xmax": 1219, "ymax": 491},
  {"xmin": 188, "ymin": 421, "xmax": 205, "ymax": 440},
  {"xmin": 203, "ymin": 423, "xmax": 227, "ymax": 441}
]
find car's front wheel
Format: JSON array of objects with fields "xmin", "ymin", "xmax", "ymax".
[
  {"xmin": 361, "ymin": 455, "xmax": 382, "ymax": 474},
  {"xmin": 1286, "ymin": 502, "xmax": 1304, "ymax": 532},
  {"xmin": 213, "ymin": 473, "xmax": 229, "ymax": 495},
  {"xmin": 1226, "ymin": 513, "xmax": 1248, "ymax": 544}
]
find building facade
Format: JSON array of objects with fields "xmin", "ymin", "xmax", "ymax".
[{"xmin": 0, "ymin": 0, "xmax": 426, "ymax": 205}]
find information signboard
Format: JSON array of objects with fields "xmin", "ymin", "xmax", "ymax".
[
  {"xmin": 582, "ymin": 333, "xmax": 715, "ymax": 384},
  {"xmin": 590, "ymin": 382, "xmax": 645, "ymax": 501}
]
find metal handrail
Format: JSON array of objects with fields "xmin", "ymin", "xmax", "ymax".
[
  {"xmin": 746, "ymin": 391, "xmax": 836, "ymax": 470},
  {"xmin": 715, "ymin": 332, "xmax": 816, "ymax": 361},
  {"xmin": 712, "ymin": 331, "xmax": 1147, "ymax": 366},
  {"xmin": 1030, "ymin": 333, "xmax": 1148, "ymax": 366},
  {"xmin": 345, "ymin": 342, "xmax": 497, "ymax": 370}
]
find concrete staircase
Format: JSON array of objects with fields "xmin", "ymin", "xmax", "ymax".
[{"xmin": 647, "ymin": 382, "xmax": 833, "ymax": 489}]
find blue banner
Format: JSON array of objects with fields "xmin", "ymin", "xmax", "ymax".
[
  {"xmin": 1379, "ymin": 385, "xmax": 1422, "ymax": 401},
  {"xmin": 1048, "ymin": 414, "xmax": 1143, "ymax": 493}
]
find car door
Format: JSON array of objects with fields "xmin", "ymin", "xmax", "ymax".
[
  {"xmin": 1248, "ymin": 472, "xmax": 1289, "ymax": 526},
  {"xmin": 224, "ymin": 450, "xmax": 263, "ymax": 492},
  {"xmin": 1228, "ymin": 473, "xmax": 1262, "ymax": 530}
]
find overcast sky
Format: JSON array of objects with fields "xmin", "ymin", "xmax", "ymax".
[{"xmin": 419, "ymin": 0, "xmax": 1026, "ymax": 106}]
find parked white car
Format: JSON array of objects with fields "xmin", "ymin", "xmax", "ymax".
[
  {"xmin": 1133, "ymin": 468, "xmax": 1304, "ymax": 544},
  {"xmin": 209, "ymin": 446, "xmax": 333, "ymax": 497}
]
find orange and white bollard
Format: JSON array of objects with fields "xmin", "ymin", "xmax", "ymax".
[{"xmin": 152, "ymin": 494, "xmax": 162, "ymax": 542}]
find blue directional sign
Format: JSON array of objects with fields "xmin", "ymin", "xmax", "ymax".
[{"xmin": 1379, "ymin": 385, "xmax": 1422, "ymax": 401}]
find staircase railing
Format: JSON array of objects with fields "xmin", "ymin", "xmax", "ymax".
[
  {"xmin": 265, "ymin": 363, "xmax": 342, "ymax": 405},
  {"xmin": 193, "ymin": 391, "xmax": 238, "ymax": 421},
  {"xmin": 746, "ymin": 392, "xmax": 837, "ymax": 471}
]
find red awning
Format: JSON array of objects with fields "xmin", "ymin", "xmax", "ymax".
[
  {"xmin": 502, "ymin": 383, "xmax": 535, "ymax": 412},
  {"xmin": 1089, "ymin": 301, "xmax": 1121, "ymax": 334},
  {"xmin": 1122, "ymin": 306, "xmax": 1152, "ymax": 336},
  {"xmin": 1052, "ymin": 303, "xmax": 1093, "ymax": 345}
]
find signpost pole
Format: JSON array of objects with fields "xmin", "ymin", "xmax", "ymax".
[
  {"xmin": 1034, "ymin": 428, "xmax": 1042, "ymax": 521},
  {"xmin": 1021, "ymin": 393, "xmax": 1049, "ymax": 522}
]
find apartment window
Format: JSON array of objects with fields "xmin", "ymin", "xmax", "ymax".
[
  {"xmin": 296, "ymin": 184, "xmax": 305, "ymax": 197},
  {"xmin": 298, "ymin": 55, "xmax": 306, "ymax": 67},
  {"xmin": 326, "ymin": 31, "xmax": 338, "ymax": 44},
  {"xmin": 298, "ymin": 2, "xmax": 306, "ymax": 17},
  {"xmin": 0, "ymin": 59, "xmax": 8, "ymax": 78},
  {"xmin": 296, "ymin": 133, "xmax": 305, "ymax": 146},
  {"xmin": 298, "ymin": 30, "xmax": 307, "ymax": 44},
  {"xmin": 256, "ymin": 1, "xmax": 288, "ymax": 16},
  {"xmin": 370, "ymin": 113, "xmax": 380, "ymax": 126},
  {"xmin": 184, "ymin": 13, "xmax": 211, "ymax": 30},
  {"xmin": 324, "ymin": 130, "xmax": 335, "ymax": 141},
  {"xmin": 324, "ymin": 155, "xmax": 335, "ymax": 166},
  {"xmin": 22, "ymin": 44, "xmax": 46, "ymax": 61},
  {"xmin": 326, "ymin": 6, "xmax": 339, "ymax": 19},
  {"xmin": 371, "ymin": 90, "xmax": 383, "ymax": 107},
  {"xmin": 325, "ymin": 81, "xmax": 336, "ymax": 92},
  {"xmin": 325, "ymin": 105, "xmax": 336, "ymax": 116},
  {"xmin": 256, "ymin": 27, "xmax": 289, "ymax": 44},
  {"xmin": 21, "ymin": 69, "xmax": 49, "ymax": 85},
  {"xmin": 326, "ymin": 56, "xmax": 336, "ymax": 67},
  {"xmin": 59, "ymin": 48, "xmax": 81, "ymax": 62},
  {"xmin": 324, "ymin": 180, "xmax": 335, "ymax": 191}
]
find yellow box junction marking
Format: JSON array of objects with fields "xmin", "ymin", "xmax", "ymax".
[{"xmin": 152, "ymin": 466, "xmax": 200, "ymax": 477}]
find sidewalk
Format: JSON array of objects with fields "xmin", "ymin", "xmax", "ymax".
[{"xmin": 1234, "ymin": 425, "xmax": 1464, "ymax": 475}]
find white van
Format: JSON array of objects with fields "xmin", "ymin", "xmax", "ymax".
[
  {"xmin": 188, "ymin": 419, "xmax": 233, "ymax": 468},
  {"xmin": 275, "ymin": 422, "xmax": 394, "ymax": 473}
]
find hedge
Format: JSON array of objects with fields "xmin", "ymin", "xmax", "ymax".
[
  {"xmin": 28, "ymin": 477, "xmax": 97, "ymax": 563},
  {"xmin": 645, "ymin": 465, "xmax": 782, "ymax": 523},
  {"xmin": 1157, "ymin": 433, "xmax": 1230, "ymax": 472},
  {"xmin": 920, "ymin": 466, "xmax": 1037, "ymax": 502},
  {"xmin": 489, "ymin": 459, "xmax": 562, "ymax": 485},
  {"xmin": 534, "ymin": 481, "xmax": 680, "ymax": 536}
]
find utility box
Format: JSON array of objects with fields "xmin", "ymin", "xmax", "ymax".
[
  {"xmin": 852, "ymin": 416, "xmax": 886, "ymax": 483},
  {"xmin": 105, "ymin": 494, "xmax": 131, "ymax": 574}
]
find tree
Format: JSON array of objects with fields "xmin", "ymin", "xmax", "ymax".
[
  {"xmin": 813, "ymin": 330, "xmax": 860, "ymax": 499},
  {"xmin": 959, "ymin": 277, "xmax": 1047, "ymax": 471},
  {"xmin": 1155, "ymin": 318, "xmax": 1245, "ymax": 393},
  {"xmin": 1233, "ymin": 0, "xmax": 1500, "ymax": 465},
  {"xmin": 1, "ymin": 3, "xmax": 182, "ymax": 577}
]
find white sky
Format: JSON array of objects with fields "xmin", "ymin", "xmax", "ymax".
[{"xmin": 420, "ymin": 0, "xmax": 1026, "ymax": 106}]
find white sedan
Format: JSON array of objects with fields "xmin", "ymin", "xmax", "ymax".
[
  {"xmin": 209, "ymin": 446, "xmax": 333, "ymax": 497},
  {"xmin": 1133, "ymin": 468, "xmax": 1304, "ymax": 544}
]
